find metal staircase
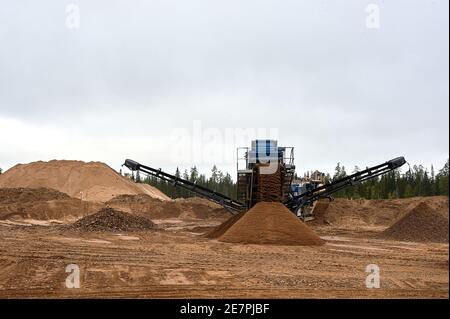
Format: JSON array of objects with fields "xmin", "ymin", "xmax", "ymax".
[{"xmin": 281, "ymin": 164, "xmax": 295, "ymax": 201}]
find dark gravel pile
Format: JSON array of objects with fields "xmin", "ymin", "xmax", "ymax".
[{"xmin": 64, "ymin": 207, "xmax": 155, "ymax": 232}]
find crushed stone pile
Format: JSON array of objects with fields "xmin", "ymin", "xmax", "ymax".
[
  {"xmin": 0, "ymin": 160, "xmax": 170, "ymax": 202},
  {"xmin": 0, "ymin": 187, "xmax": 70, "ymax": 204},
  {"xmin": 207, "ymin": 202, "xmax": 324, "ymax": 246},
  {"xmin": 380, "ymin": 202, "xmax": 449, "ymax": 243},
  {"xmin": 64, "ymin": 207, "xmax": 155, "ymax": 232}
]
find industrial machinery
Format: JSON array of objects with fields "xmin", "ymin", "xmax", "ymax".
[
  {"xmin": 291, "ymin": 170, "xmax": 326, "ymax": 198},
  {"xmin": 236, "ymin": 140, "xmax": 295, "ymax": 209},
  {"xmin": 123, "ymin": 139, "xmax": 406, "ymax": 220},
  {"xmin": 285, "ymin": 157, "xmax": 406, "ymax": 220}
]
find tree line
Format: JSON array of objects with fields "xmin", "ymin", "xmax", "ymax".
[
  {"xmin": 328, "ymin": 159, "xmax": 449, "ymax": 199},
  {"xmin": 136, "ymin": 159, "xmax": 449, "ymax": 200},
  {"xmin": 137, "ymin": 165, "xmax": 236, "ymax": 199}
]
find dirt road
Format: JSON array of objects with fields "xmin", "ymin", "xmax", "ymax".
[{"xmin": 0, "ymin": 221, "xmax": 447, "ymax": 298}]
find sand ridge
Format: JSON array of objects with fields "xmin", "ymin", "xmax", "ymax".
[
  {"xmin": 0, "ymin": 187, "xmax": 103, "ymax": 221},
  {"xmin": 0, "ymin": 160, "xmax": 170, "ymax": 202},
  {"xmin": 106, "ymin": 195, "xmax": 231, "ymax": 220}
]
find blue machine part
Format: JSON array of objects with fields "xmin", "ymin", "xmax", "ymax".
[
  {"xmin": 291, "ymin": 182, "xmax": 315, "ymax": 196},
  {"xmin": 291, "ymin": 183, "xmax": 301, "ymax": 196},
  {"xmin": 248, "ymin": 139, "xmax": 281, "ymax": 164},
  {"xmin": 304, "ymin": 183, "xmax": 315, "ymax": 192}
]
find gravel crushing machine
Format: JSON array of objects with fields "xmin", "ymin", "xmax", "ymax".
[{"xmin": 123, "ymin": 140, "xmax": 406, "ymax": 220}]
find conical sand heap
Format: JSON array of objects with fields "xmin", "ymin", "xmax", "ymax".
[
  {"xmin": 381, "ymin": 202, "xmax": 449, "ymax": 243},
  {"xmin": 207, "ymin": 202, "xmax": 325, "ymax": 246}
]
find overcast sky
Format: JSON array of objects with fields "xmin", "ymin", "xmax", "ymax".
[{"xmin": 0, "ymin": 0, "xmax": 448, "ymax": 178}]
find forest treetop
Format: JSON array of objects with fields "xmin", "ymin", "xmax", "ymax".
[{"xmin": 137, "ymin": 159, "xmax": 449, "ymax": 200}]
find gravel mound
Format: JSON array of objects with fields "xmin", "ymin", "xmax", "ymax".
[
  {"xmin": 65, "ymin": 207, "xmax": 155, "ymax": 232},
  {"xmin": 380, "ymin": 202, "xmax": 449, "ymax": 243}
]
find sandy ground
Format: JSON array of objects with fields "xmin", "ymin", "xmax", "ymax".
[{"xmin": 0, "ymin": 219, "xmax": 447, "ymax": 298}]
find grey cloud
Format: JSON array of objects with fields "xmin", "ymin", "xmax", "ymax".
[{"xmin": 0, "ymin": 0, "xmax": 448, "ymax": 175}]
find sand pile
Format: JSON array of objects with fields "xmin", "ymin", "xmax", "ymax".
[
  {"xmin": 106, "ymin": 195, "xmax": 231, "ymax": 220},
  {"xmin": 0, "ymin": 160, "xmax": 170, "ymax": 202},
  {"xmin": 65, "ymin": 207, "xmax": 155, "ymax": 232},
  {"xmin": 0, "ymin": 187, "xmax": 70, "ymax": 204},
  {"xmin": 207, "ymin": 202, "xmax": 324, "ymax": 246},
  {"xmin": 310, "ymin": 196, "xmax": 449, "ymax": 227},
  {"xmin": 107, "ymin": 194, "xmax": 161, "ymax": 205},
  {"xmin": 174, "ymin": 197, "xmax": 232, "ymax": 219},
  {"xmin": 255, "ymin": 166, "xmax": 282, "ymax": 202},
  {"xmin": 0, "ymin": 187, "xmax": 103, "ymax": 220},
  {"xmin": 380, "ymin": 202, "xmax": 449, "ymax": 243},
  {"xmin": 312, "ymin": 200, "xmax": 331, "ymax": 216}
]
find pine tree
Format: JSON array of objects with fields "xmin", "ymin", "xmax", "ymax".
[
  {"xmin": 183, "ymin": 169, "xmax": 189, "ymax": 181},
  {"xmin": 437, "ymin": 159, "xmax": 449, "ymax": 196},
  {"xmin": 174, "ymin": 167, "xmax": 181, "ymax": 198},
  {"xmin": 404, "ymin": 184, "xmax": 414, "ymax": 198},
  {"xmin": 210, "ymin": 165, "xmax": 219, "ymax": 191},
  {"xmin": 135, "ymin": 171, "xmax": 141, "ymax": 183},
  {"xmin": 333, "ymin": 163, "xmax": 342, "ymax": 182},
  {"xmin": 430, "ymin": 165, "xmax": 436, "ymax": 195},
  {"xmin": 189, "ymin": 166, "xmax": 199, "ymax": 183}
]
